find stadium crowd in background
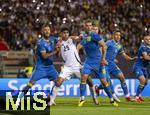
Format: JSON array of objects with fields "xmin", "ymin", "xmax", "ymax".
[{"xmin": 0, "ymin": 0, "xmax": 150, "ymax": 56}]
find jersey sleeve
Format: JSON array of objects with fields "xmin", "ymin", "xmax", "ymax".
[
  {"xmin": 37, "ymin": 41, "xmax": 46, "ymax": 53},
  {"xmin": 118, "ymin": 44, "xmax": 124, "ymax": 54},
  {"xmin": 68, "ymin": 38, "xmax": 73, "ymax": 45},
  {"xmin": 140, "ymin": 46, "xmax": 148, "ymax": 56},
  {"xmin": 90, "ymin": 32, "xmax": 103, "ymax": 42},
  {"xmin": 80, "ymin": 39, "xmax": 85, "ymax": 47},
  {"xmin": 105, "ymin": 40, "xmax": 111, "ymax": 47}
]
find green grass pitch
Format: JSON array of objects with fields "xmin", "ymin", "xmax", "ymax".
[{"xmin": 50, "ymin": 97, "xmax": 150, "ymax": 115}]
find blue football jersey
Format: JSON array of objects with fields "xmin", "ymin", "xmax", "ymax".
[
  {"xmin": 134, "ymin": 43, "xmax": 150, "ymax": 67},
  {"xmin": 36, "ymin": 36, "xmax": 57, "ymax": 66},
  {"xmin": 106, "ymin": 39, "xmax": 124, "ymax": 62},
  {"xmin": 80, "ymin": 32, "xmax": 103, "ymax": 64}
]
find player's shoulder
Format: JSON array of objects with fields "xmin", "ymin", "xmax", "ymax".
[
  {"xmin": 50, "ymin": 35, "xmax": 58, "ymax": 41},
  {"xmin": 37, "ymin": 38, "xmax": 44, "ymax": 44},
  {"xmin": 139, "ymin": 43, "xmax": 147, "ymax": 50},
  {"xmin": 89, "ymin": 32, "xmax": 99, "ymax": 37},
  {"xmin": 90, "ymin": 32, "xmax": 103, "ymax": 40},
  {"xmin": 106, "ymin": 39, "xmax": 113, "ymax": 44}
]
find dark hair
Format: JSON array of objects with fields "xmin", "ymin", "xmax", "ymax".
[
  {"xmin": 113, "ymin": 29, "xmax": 121, "ymax": 34},
  {"xmin": 42, "ymin": 22, "xmax": 50, "ymax": 29},
  {"xmin": 84, "ymin": 19, "xmax": 93, "ymax": 24},
  {"xmin": 60, "ymin": 27, "xmax": 70, "ymax": 33}
]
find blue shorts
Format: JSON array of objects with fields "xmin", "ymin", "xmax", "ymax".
[
  {"xmin": 30, "ymin": 65, "xmax": 58, "ymax": 83},
  {"xmin": 82, "ymin": 62, "xmax": 106, "ymax": 79},
  {"xmin": 133, "ymin": 66, "xmax": 148, "ymax": 78},
  {"xmin": 99, "ymin": 65, "xmax": 110, "ymax": 79},
  {"xmin": 107, "ymin": 62, "xmax": 122, "ymax": 77},
  {"xmin": 82, "ymin": 62, "xmax": 100, "ymax": 76}
]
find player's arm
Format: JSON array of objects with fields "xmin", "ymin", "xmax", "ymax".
[
  {"xmin": 99, "ymin": 40, "xmax": 108, "ymax": 65},
  {"xmin": 121, "ymin": 52, "xmax": 137, "ymax": 61},
  {"xmin": 142, "ymin": 52, "xmax": 150, "ymax": 60},
  {"xmin": 77, "ymin": 43, "xmax": 83, "ymax": 53},
  {"xmin": 70, "ymin": 35, "xmax": 83, "ymax": 42},
  {"xmin": 38, "ymin": 42, "xmax": 59, "ymax": 59},
  {"xmin": 41, "ymin": 50, "xmax": 58, "ymax": 59}
]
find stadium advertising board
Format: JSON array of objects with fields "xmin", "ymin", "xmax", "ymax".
[{"xmin": 0, "ymin": 78, "xmax": 150, "ymax": 97}]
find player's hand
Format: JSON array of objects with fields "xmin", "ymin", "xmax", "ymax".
[
  {"xmin": 101, "ymin": 58, "xmax": 108, "ymax": 65},
  {"xmin": 114, "ymin": 59, "xmax": 119, "ymax": 63},
  {"xmin": 131, "ymin": 56, "xmax": 137, "ymax": 60}
]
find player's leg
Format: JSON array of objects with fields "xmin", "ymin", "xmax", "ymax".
[
  {"xmin": 47, "ymin": 65, "xmax": 60, "ymax": 106},
  {"xmin": 86, "ymin": 76, "xmax": 99, "ymax": 105},
  {"xmin": 78, "ymin": 64, "xmax": 92, "ymax": 106},
  {"xmin": 112, "ymin": 65, "xmax": 133, "ymax": 101},
  {"xmin": 106, "ymin": 77, "xmax": 121, "ymax": 102},
  {"xmin": 49, "ymin": 66, "xmax": 72, "ymax": 106},
  {"xmin": 15, "ymin": 68, "xmax": 44, "ymax": 106},
  {"xmin": 99, "ymin": 77, "xmax": 118, "ymax": 107},
  {"xmin": 78, "ymin": 74, "xmax": 88, "ymax": 106},
  {"xmin": 95, "ymin": 65, "xmax": 120, "ymax": 102},
  {"xmin": 134, "ymin": 68, "xmax": 148, "ymax": 102},
  {"xmin": 74, "ymin": 67, "xmax": 99, "ymax": 105},
  {"xmin": 48, "ymin": 77, "xmax": 64, "ymax": 106}
]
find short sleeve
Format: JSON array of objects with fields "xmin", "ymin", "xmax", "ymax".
[
  {"xmin": 140, "ymin": 46, "xmax": 148, "ymax": 56},
  {"xmin": 105, "ymin": 40, "xmax": 111, "ymax": 47},
  {"xmin": 37, "ymin": 42, "xmax": 46, "ymax": 52},
  {"xmin": 118, "ymin": 45, "xmax": 124, "ymax": 54},
  {"xmin": 90, "ymin": 32, "xmax": 103, "ymax": 42}
]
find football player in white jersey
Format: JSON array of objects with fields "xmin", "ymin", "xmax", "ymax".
[{"xmin": 48, "ymin": 27, "xmax": 98, "ymax": 106}]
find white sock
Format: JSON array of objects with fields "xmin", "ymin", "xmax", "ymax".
[
  {"xmin": 16, "ymin": 98, "xmax": 20, "ymax": 106},
  {"xmin": 110, "ymin": 98, "xmax": 114, "ymax": 102},
  {"xmin": 112, "ymin": 93, "xmax": 117, "ymax": 98},
  {"xmin": 50, "ymin": 86, "xmax": 59, "ymax": 101},
  {"xmin": 80, "ymin": 96, "xmax": 85, "ymax": 101},
  {"xmin": 125, "ymin": 93, "xmax": 130, "ymax": 98},
  {"xmin": 90, "ymin": 86, "xmax": 97, "ymax": 99}
]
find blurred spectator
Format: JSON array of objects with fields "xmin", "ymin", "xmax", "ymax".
[
  {"xmin": 0, "ymin": 35, "xmax": 9, "ymax": 51},
  {"xmin": 0, "ymin": 0, "xmax": 149, "ymax": 56}
]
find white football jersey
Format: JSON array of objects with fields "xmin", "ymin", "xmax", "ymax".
[{"xmin": 61, "ymin": 38, "xmax": 81, "ymax": 67}]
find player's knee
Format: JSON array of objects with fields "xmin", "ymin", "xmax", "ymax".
[
  {"xmin": 100, "ymin": 78, "xmax": 108, "ymax": 86},
  {"xmin": 119, "ymin": 75, "xmax": 125, "ymax": 82},
  {"xmin": 81, "ymin": 74, "xmax": 88, "ymax": 82},
  {"xmin": 55, "ymin": 83, "xmax": 61, "ymax": 87},
  {"xmin": 55, "ymin": 80, "xmax": 62, "ymax": 87}
]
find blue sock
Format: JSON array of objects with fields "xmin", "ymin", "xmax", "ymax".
[
  {"xmin": 106, "ymin": 77, "xmax": 115, "ymax": 94},
  {"xmin": 80, "ymin": 83, "xmax": 86, "ymax": 99},
  {"xmin": 18, "ymin": 92, "xmax": 25, "ymax": 99},
  {"xmin": 136, "ymin": 84, "xmax": 145, "ymax": 96},
  {"xmin": 121, "ymin": 82, "xmax": 128, "ymax": 96},
  {"xmin": 18, "ymin": 85, "xmax": 31, "ymax": 99},
  {"xmin": 103, "ymin": 84, "xmax": 113, "ymax": 98},
  {"xmin": 109, "ymin": 80, "xmax": 115, "ymax": 94}
]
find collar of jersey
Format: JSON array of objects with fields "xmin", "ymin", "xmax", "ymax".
[
  {"xmin": 143, "ymin": 43, "xmax": 150, "ymax": 48},
  {"xmin": 42, "ymin": 37, "xmax": 50, "ymax": 43}
]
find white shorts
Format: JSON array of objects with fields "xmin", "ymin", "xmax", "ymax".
[{"xmin": 59, "ymin": 65, "xmax": 81, "ymax": 80}]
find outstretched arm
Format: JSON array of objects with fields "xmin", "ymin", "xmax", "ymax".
[
  {"xmin": 121, "ymin": 53, "xmax": 137, "ymax": 61},
  {"xmin": 142, "ymin": 53, "xmax": 150, "ymax": 60}
]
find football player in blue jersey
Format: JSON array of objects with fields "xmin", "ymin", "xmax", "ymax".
[
  {"xmin": 15, "ymin": 23, "xmax": 59, "ymax": 106},
  {"xmin": 96, "ymin": 30, "xmax": 136, "ymax": 102},
  {"xmin": 77, "ymin": 19, "xmax": 118, "ymax": 107},
  {"xmin": 92, "ymin": 24, "xmax": 121, "ymax": 103},
  {"xmin": 133, "ymin": 34, "xmax": 150, "ymax": 102}
]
